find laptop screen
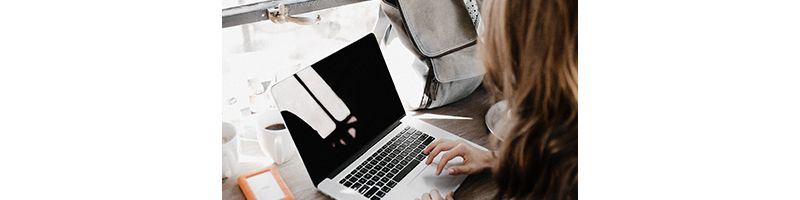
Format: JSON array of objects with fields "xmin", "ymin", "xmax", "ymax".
[{"xmin": 271, "ymin": 34, "xmax": 406, "ymax": 186}]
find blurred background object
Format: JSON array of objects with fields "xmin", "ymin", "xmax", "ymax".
[{"xmin": 221, "ymin": 0, "xmax": 384, "ymax": 188}]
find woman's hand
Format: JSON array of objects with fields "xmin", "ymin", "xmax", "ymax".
[
  {"xmin": 422, "ymin": 138, "xmax": 494, "ymax": 176},
  {"xmin": 419, "ymin": 190, "xmax": 453, "ymax": 200}
]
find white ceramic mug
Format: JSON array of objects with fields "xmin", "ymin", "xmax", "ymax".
[
  {"xmin": 255, "ymin": 110, "xmax": 296, "ymax": 164},
  {"xmin": 222, "ymin": 122, "xmax": 239, "ymax": 180}
]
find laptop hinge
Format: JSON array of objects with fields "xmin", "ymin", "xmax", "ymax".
[{"xmin": 327, "ymin": 119, "xmax": 403, "ymax": 179}]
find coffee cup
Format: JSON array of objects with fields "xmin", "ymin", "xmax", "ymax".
[
  {"xmin": 255, "ymin": 110, "xmax": 296, "ymax": 165},
  {"xmin": 222, "ymin": 121, "xmax": 239, "ymax": 180}
]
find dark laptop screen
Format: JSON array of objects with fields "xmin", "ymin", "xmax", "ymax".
[{"xmin": 274, "ymin": 34, "xmax": 405, "ymax": 186}]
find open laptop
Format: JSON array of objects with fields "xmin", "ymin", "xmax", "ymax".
[{"xmin": 270, "ymin": 33, "xmax": 487, "ymax": 199}]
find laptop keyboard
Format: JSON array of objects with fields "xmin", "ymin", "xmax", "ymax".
[{"xmin": 338, "ymin": 126, "xmax": 435, "ymax": 199}]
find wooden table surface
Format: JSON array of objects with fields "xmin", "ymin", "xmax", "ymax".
[{"xmin": 223, "ymin": 88, "xmax": 499, "ymax": 199}]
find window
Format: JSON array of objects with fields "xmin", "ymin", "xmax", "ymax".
[{"xmin": 221, "ymin": 0, "xmax": 381, "ymax": 141}]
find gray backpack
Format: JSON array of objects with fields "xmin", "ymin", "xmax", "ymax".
[{"xmin": 381, "ymin": 0, "xmax": 484, "ymax": 109}]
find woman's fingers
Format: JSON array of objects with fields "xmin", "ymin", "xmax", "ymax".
[
  {"xmin": 430, "ymin": 190, "xmax": 443, "ymax": 200},
  {"xmin": 447, "ymin": 165, "xmax": 473, "ymax": 175},
  {"xmin": 425, "ymin": 141, "xmax": 457, "ymax": 165},
  {"xmin": 421, "ymin": 192, "xmax": 432, "ymax": 200},
  {"xmin": 436, "ymin": 145, "xmax": 465, "ymax": 175},
  {"xmin": 421, "ymin": 190, "xmax": 451, "ymax": 200},
  {"xmin": 422, "ymin": 139, "xmax": 444, "ymax": 154}
]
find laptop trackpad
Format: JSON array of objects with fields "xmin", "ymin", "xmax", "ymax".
[{"xmin": 407, "ymin": 157, "xmax": 467, "ymax": 194}]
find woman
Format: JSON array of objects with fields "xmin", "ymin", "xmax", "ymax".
[{"xmin": 420, "ymin": 0, "xmax": 577, "ymax": 199}]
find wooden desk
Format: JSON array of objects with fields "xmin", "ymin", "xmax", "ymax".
[{"xmin": 223, "ymin": 88, "xmax": 499, "ymax": 199}]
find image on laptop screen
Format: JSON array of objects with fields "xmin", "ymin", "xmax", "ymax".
[{"xmin": 271, "ymin": 34, "xmax": 406, "ymax": 186}]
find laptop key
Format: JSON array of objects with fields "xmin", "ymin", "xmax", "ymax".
[
  {"xmin": 381, "ymin": 186, "xmax": 391, "ymax": 192},
  {"xmin": 376, "ymin": 191, "xmax": 386, "ymax": 198},
  {"xmin": 393, "ymin": 159, "xmax": 421, "ymax": 182},
  {"xmin": 379, "ymin": 164, "xmax": 389, "ymax": 172},
  {"xmin": 358, "ymin": 185, "xmax": 371, "ymax": 195},
  {"xmin": 365, "ymin": 187, "xmax": 379, "ymax": 198},
  {"xmin": 423, "ymin": 136, "xmax": 435, "ymax": 145}
]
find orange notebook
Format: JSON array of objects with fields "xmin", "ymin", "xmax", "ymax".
[{"xmin": 237, "ymin": 165, "xmax": 295, "ymax": 200}]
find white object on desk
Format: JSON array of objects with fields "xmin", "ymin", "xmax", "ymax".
[
  {"xmin": 234, "ymin": 114, "xmax": 274, "ymax": 164},
  {"xmin": 222, "ymin": 122, "xmax": 240, "ymax": 179},
  {"xmin": 246, "ymin": 171, "xmax": 285, "ymax": 200},
  {"xmin": 238, "ymin": 166, "xmax": 295, "ymax": 200},
  {"xmin": 485, "ymin": 100, "xmax": 510, "ymax": 141},
  {"xmin": 255, "ymin": 110, "xmax": 296, "ymax": 165}
]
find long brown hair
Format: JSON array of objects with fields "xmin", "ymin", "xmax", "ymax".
[{"xmin": 479, "ymin": 0, "xmax": 578, "ymax": 199}]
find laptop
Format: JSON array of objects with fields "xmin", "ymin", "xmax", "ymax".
[{"xmin": 270, "ymin": 33, "xmax": 487, "ymax": 199}]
